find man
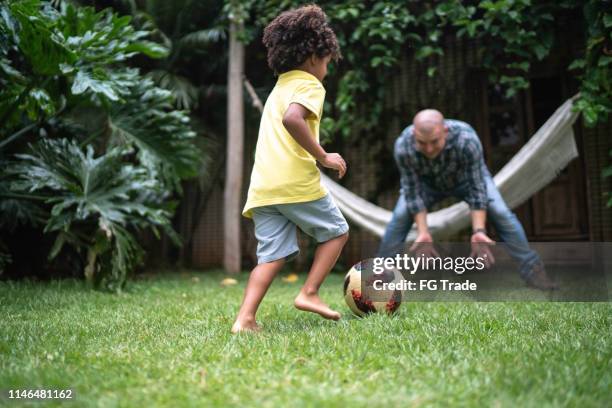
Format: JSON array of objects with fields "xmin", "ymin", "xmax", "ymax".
[{"xmin": 378, "ymin": 109, "xmax": 557, "ymax": 290}]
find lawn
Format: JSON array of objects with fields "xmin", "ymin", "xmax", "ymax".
[{"xmin": 0, "ymin": 271, "xmax": 610, "ymax": 407}]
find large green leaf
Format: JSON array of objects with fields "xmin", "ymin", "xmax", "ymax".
[
  {"xmin": 125, "ymin": 40, "xmax": 169, "ymax": 58},
  {"xmin": 12, "ymin": 138, "xmax": 179, "ymax": 290},
  {"xmin": 71, "ymin": 69, "xmax": 121, "ymax": 101},
  {"xmin": 108, "ymin": 78, "xmax": 200, "ymax": 189},
  {"xmin": 9, "ymin": 0, "xmax": 76, "ymax": 75},
  {"xmin": 178, "ymin": 27, "xmax": 226, "ymax": 47}
]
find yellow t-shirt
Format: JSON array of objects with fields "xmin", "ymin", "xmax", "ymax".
[{"xmin": 242, "ymin": 70, "xmax": 328, "ymax": 218}]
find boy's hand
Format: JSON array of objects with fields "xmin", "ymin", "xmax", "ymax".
[{"xmin": 320, "ymin": 153, "xmax": 347, "ymax": 178}]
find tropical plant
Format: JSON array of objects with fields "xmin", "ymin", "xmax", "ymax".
[
  {"xmin": 569, "ymin": 0, "xmax": 612, "ymax": 127},
  {"xmin": 76, "ymin": 0, "xmax": 232, "ymax": 264},
  {"xmin": 0, "ymin": 0, "xmax": 201, "ymax": 290},
  {"xmin": 11, "ymin": 138, "xmax": 180, "ymax": 290},
  {"xmin": 87, "ymin": 0, "xmax": 228, "ymax": 111}
]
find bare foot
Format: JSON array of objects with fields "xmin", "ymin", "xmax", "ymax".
[
  {"xmin": 231, "ymin": 317, "xmax": 262, "ymax": 334},
  {"xmin": 294, "ymin": 292, "xmax": 341, "ymax": 320}
]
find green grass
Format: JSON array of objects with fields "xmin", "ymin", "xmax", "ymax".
[{"xmin": 1, "ymin": 271, "xmax": 610, "ymax": 407}]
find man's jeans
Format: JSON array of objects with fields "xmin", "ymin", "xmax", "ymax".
[{"xmin": 378, "ymin": 169, "xmax": 540, "ymax": 279}]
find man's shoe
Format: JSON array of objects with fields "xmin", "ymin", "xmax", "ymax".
[{"xmin": 525, "ymin": 262, "xmax": 559, "ymax": 290}]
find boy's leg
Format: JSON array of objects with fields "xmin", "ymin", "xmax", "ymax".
[
  {"xmin": 232, "ymin": 259, "xmax": 285, "ymax": 333},
  {"xmin": 278, "ymin": 195, "xmax": 349, "ymax": 320},
  {"xmin": 231, "ymin": 206, "xmax": 300, "ymax": 333},
  {"xmin": 294, "ymin": 232, "xmax": 348, "ymax": 320}
]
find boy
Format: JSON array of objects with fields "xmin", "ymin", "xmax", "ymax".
[{"xmin": 231, "ymin": 5, "xmax": 349, "ymax": 333}]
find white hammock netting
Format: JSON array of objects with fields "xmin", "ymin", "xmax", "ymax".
[{"xmin": 321, "ymin": 96, "xmax": 581, "ymax": 242}]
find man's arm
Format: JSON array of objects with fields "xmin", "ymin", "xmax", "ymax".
[
  {"xmin": 413, "ymin": 211, "xmax": 431, "ymax": 240},
  {"xmin": 471, "ymin": 209, "xmax": 487, "ymax": 232},
  {"xmin": 462, "ymin": 134, "xmax": 495, "ymax": 264},
  {"xmin": 410, "ymin": 210, "xmax": 438, "ymax": 256},
  {"xmin": 394, "ymin": 137, "xmax": 426, "ymax": 214},
  {"xmin": 282, "ymin": 103, "xmax": 346, "ymax": 178},
  {"xmin": 394, "ymin": 138, "xmax": 434, "ymax": 248},
  {"xmin": 471, "ymin": 208, "xmax": 495, "ymax": 267},
  {"xmin": 461, "ymin": 136, "xmax": 489, "ymax": 229}
]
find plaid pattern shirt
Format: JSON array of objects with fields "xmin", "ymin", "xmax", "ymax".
[{"xmin": 394, "ymin": 119, "xmax": 488, "ymax": 214}]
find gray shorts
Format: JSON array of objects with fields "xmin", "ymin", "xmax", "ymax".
[{"xmin": 251, "ymin": 194, "xmax": 349, "ymax": 264}]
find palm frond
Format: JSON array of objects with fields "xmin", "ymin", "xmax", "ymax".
[
  {"xmin": 147, "ymin": 69, "xmax": 200, "ymax": 110},
  {"xmin": 178, "ymin": 27, "xmax": 226, "ymax": 47}
]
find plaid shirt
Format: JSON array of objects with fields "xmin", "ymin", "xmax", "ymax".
[{"xmin": 394, "ymin": 119, "xmax": 488, "ymax": 214}]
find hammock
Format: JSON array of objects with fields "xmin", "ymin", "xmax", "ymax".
[{"xmin": 321, "ymin": 96, "xmax": 581, "ymax": 241}]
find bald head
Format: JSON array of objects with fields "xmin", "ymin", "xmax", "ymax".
[
  {"xmin": 412, "ymin": 109, "xmax": 447, "ymax": 159},
  {"xmin": 413, "ymin": 109, "xmax": 445, "ymax": 136}
]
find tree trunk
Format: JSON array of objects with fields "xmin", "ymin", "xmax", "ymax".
[{"xmin": 223, "ymin": 19, "xmax": 244, "ymax": 274}]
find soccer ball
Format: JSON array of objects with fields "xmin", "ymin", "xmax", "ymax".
[{"xmin": 343, "ymin": 260, "xmax": 402, "ymax": 317}]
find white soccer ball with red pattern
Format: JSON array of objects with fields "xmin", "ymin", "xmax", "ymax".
[{"xmin": 343, "ymin": 261, "xmax": 402, "ymax": 317}]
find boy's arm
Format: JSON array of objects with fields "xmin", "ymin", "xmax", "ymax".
[{"xmin": 283, "ymin": 102, "xmax": 346, "ymax": 178}]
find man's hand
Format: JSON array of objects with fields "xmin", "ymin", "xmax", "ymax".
[
  {"xmin": 409, "ymin": 231, "xmax": 439, "ymax": 258},
  {"xmin": 470, "ymin": 231, "xmax": 495, "ymax": 268},
  {"xmin": 319, "ymin": 153, "xmax": 347, "ymax": 179}
]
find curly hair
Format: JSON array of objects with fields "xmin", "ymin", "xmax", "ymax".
[{"xmin": 262, "ymin": 5, "xmax": 341, "ymax": 74}]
